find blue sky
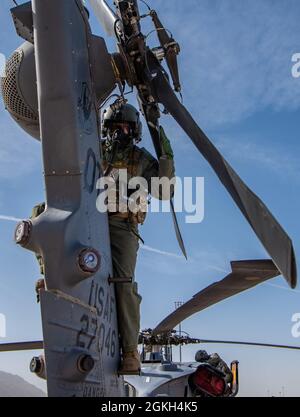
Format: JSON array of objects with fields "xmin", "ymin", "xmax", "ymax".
[{"xmin": 0, "ymin": 0, "xmax": 300, "ymax": 396}]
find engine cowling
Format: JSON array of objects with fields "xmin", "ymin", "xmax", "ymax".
[{"xmin": 1, "ymin": 35, "xmax": 118, "ymax": 142}]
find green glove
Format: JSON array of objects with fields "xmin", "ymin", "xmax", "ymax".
[{"xmin": 160, "ymin": 126, "xmax": 174, "ymax": 160}]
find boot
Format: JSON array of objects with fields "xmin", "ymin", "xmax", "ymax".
[{"xmin": 118, "ymin": 350, "xmax": 141, "ymax": 375}]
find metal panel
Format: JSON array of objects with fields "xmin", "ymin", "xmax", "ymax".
[
  {"xmin": 11, "ymin": 1, "xmax": 34, "ymax": 44},
  {"xmin": 40, "ymin": 290, "xmax": 122, "ymax": 397},
  {"xmin": 30, "ymin": 0, "xmax": 123, "ymax": 396}
]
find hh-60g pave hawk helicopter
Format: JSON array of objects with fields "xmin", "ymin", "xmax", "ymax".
[{"xmin": 0, "ymin": 0, "xmax": 299, "ymax": 397}]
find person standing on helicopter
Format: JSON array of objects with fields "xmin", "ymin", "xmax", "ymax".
[
  {"xmin": 100, "ymin": 102, "xmax": 175, "ymax": 374},
  {"xmin": 32, "ymin": 102, "xmax": 176, "ymax": 375}
]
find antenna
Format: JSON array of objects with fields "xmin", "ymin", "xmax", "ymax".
[{"xmin": 174, "ymin": 301, "xmax": 184, "ymax": 363}]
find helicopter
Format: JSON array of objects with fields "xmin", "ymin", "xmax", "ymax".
[
  {"xmin": 1, "ymin": 259, "xmax": 300, "ymax": 397},
  {"xmin": 0, "ymin": 0, "xmax": 298, "ymax": 397}
]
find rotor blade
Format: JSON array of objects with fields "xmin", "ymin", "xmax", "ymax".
[
  {"xmin": 139, "ymin": 100, "xmax": 187, "ymax": 258},
  {"xmin": 149, "ymin": 64, "xmax": 297, "ymax": 289},
  {"xmin": 170, "ymin": 199, "xmax": 187, "ymax": 259},
  {"xmin": 150, "ymin": 10, "xmax": 181, "ymax": 92},
  {"xmin": 0, "ymin": 341, "xmax": 43, "ymax": 352},
  {"xmin": 89, "ymin": 0, "xmax": 119, "ymax": 37},
  {"xmin": 197, "ymin": 339, "xmax": 300, "ymax": 351},
  {"xmin": 153, "ymin": 259, "xmax": 280, "ymax": 334}
]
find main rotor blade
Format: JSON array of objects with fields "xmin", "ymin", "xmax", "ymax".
[
  {"xmin": 89, "ymin": 0, "xmax": 119, "ymax": 37},
  {"xmin": 149, "ymin": 64, "xmax": 297, "ymax": 289},
  {"xmin": 139, "ymin": 100, "xmax": 187, "ymax": 258},
  {"xmin": 153, "ymin": 259, "xmax": 280, "ymax": 334},
  {"xmin": 0, "ymin": 341, "xmax": 43, "ymax": 352},
  {"xmin": 170, "ymin": 199, "xmax": 187, "ymax": 259},
  {"xmin": 197, "ymin": 339, "xmax": 300, "ymax": 351}
]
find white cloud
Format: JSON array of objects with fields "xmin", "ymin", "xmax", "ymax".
[
  {"xmin": 264, "ymin": 282, "xmax": 300, "ymax": 294},
  {"xmin": 216, "ymin": 136, "xmax": 300, "ymax": 182},
  {"xmin": 0, "ymin": 215, "xmax": 22, "ymax": 222},
  {"xmin": 140, "ymin": 242, "xmax": 298, "ymax": 295},
  {"xmin": 139, "ymin": 241, "xmax": 234, "ymax": 284},
  {"xmin": 140, "ymin": 244, "xmax": 183, "ymax": 259},
  {"xmin": 0, "ymin": 113, "xmax": 41, "ymax": 180},
  {"xmin": 152, "ymin": 0, "xmax": 300, "ymax": 127}
]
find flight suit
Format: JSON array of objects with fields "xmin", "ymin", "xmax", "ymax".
[{"xmin": 102, "ymin": 128, "xmax": 175, "ymax": 353}]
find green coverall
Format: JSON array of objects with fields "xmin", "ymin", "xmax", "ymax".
[{"xmin": 102, "ymin": 127, "xmax": 175, "ymax": 353}]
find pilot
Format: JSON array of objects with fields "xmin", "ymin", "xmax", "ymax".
[
  {"xmin": 195, "ymin": 350, "xmax": 233, "ymax": 384},
  {"xmin": 32, "ymin": 102, "xmax": 175, "ymax": 375}
]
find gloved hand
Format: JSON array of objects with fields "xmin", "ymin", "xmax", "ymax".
[{"xmin": 159, "ymin": 126, "xmax": 174, "ymax": 160}]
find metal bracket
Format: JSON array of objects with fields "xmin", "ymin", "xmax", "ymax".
[
  {"xmin": 108, "ymin": 276, "xmax": 133, "ymax": 284},
  {"xmin": 11, "ymin": 1, "xmax": 34, "ymax": 44}
]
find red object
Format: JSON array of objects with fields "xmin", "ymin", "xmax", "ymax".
[{"xmin": 192, "ymin": 366, "xmax": 226, "ymax": 397}]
